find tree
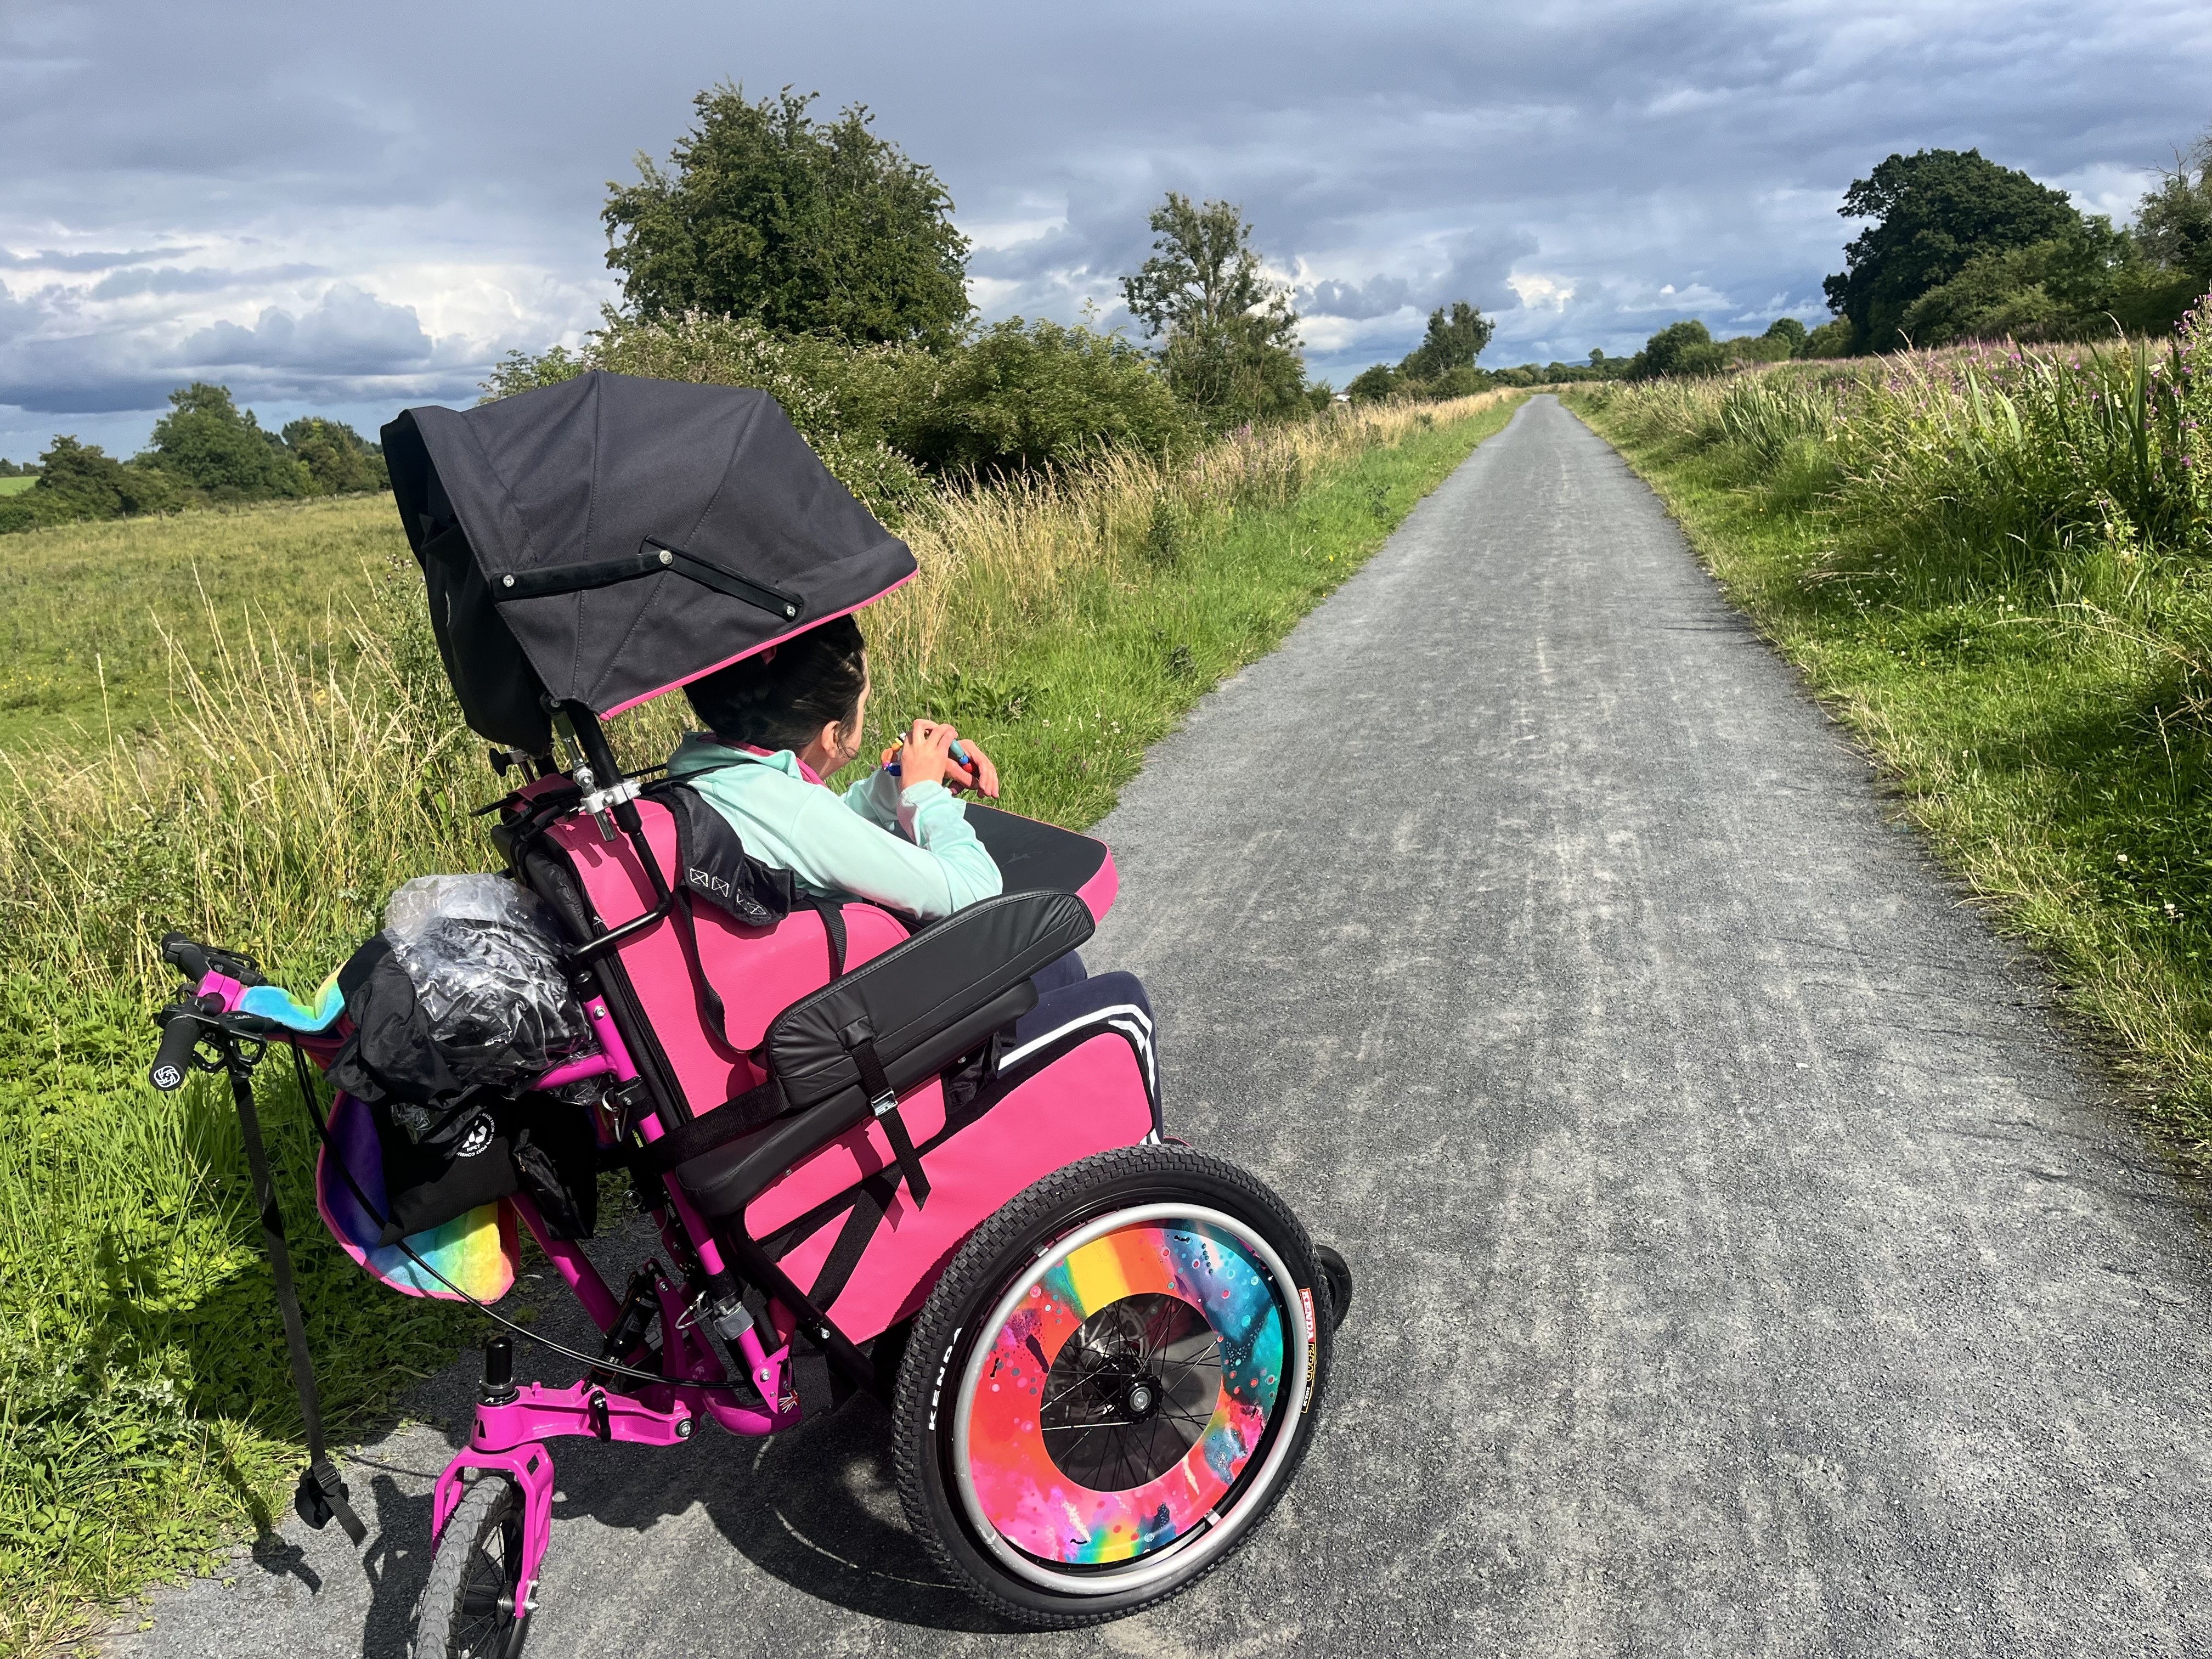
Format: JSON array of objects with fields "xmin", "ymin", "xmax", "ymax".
[
  {"xmin": 1400, "ymin": 301, "xmax": 1494, "ymax": 382},
  {"xmin": 282, "ymin": 417, "xmax": 389, "ymax": 495},
  {"xmin": 1121, "ymin": 194, "xmax": 1306, "ymax": 421},
  {"xmin": 1628, "ymin": 319, "xmax": 1726, "ymax": 379},
  {"xmin": 30, "ymin": 436, "xmax": 129, "ymax": 519},
  {"xmin": 2136, "ymin": 128, "xmax": 2212, "ymax": 283},
  {"xmin": 1822, "ymin": 149, "xmax": 2080, "ymax": 353},
  {"xmin": 603, "ymin": 85, "xmax": 972, "ymax": 347},
  {"xmin": 142, "ymin": 383, "xmax": 308, "ymax": 501},
  {"xmin": 1763, "ymin": 317, "xmax": 1808, "ymax": 355}
]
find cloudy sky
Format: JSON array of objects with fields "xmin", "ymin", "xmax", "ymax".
[{"xmin": 3, "ymin": 0, "xmax": 2208, "ymax": 462}]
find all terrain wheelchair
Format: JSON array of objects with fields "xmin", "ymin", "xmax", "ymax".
[{"xmin": 145, "ymin": 371, "xmax": 1350, "ymax": 1655}]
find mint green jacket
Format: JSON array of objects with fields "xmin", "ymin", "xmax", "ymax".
[{"xmin": 665, "ymin": 734, "xmax": 1003, "ymax": 922}]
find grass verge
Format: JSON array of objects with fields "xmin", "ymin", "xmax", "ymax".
[
  {"xmin": 1566, "ymin": 353, "xmax": 2212, "ymax": 1153},
  {"xmin": 0, "ymin": 389, "xmax": 1522, "ymax": 1656}
]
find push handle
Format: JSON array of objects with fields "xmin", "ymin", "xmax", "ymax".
[
  {"xmin": 150, "ymin": 997, "xmax": 219, "ymax": 1090},
  {"xmin": 161, "ymin": 932, "xmax": 211, "ymax": 981}
]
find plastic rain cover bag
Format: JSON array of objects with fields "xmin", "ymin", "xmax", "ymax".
[{"xmin": 381, "ymin": 875, "xmax": 590, "ymax": 1133}]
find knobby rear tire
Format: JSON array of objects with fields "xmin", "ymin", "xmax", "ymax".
[{"xmin": 892, "ymin": 1144, "xmax": 1334, "ymax": 1628}]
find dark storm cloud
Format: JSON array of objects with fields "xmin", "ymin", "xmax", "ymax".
[
  {"xmin": 180, "ymin": 286, "xmax": 434, "ymax": 376},
  {"xmin": 2, "ymin": 0, "xmax": 2209, "ymax": 447},
  {"xmin": 1302, "ymin": 278, "xmax": 1414, "ymax": 323}
]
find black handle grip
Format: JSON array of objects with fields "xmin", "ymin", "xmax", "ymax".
[
  {"xmin": 149, "ymin": 998, "xmax": 217, "ymax": 1090},
  {"xmin": 161, "ymin": 933, "xmax": 212, "ymax": 982}
]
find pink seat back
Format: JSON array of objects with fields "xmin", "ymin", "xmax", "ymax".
[{"xmin": 543, "ymin": 798, "xmax": 909, "ymax": 1116}]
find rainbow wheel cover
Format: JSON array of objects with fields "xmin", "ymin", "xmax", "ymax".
[{"xmin": 955, "ymin": 1204, "xmax": 1313, "ymax": 1593}]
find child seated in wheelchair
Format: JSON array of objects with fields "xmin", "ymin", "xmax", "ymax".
[{"xmin": 669, "ymin": 615, "xmax": 1153, "ymax": 1073}]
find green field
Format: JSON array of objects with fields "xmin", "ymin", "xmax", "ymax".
[
  {"xmin": 0, "ymin": 390, "xmax": 1523, "ymax": 1657},
  {"xmin": 0, "ymin": 496, "xmax": 405, "ymax": 754},
  {"xmin": 0, "ymin": 478, "xmax": 34, "ymax": 497}
]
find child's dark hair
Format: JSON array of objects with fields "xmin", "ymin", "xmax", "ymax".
[{"xmin": 683, "ymin": 616, "xmax": 868, "ymax": 751}]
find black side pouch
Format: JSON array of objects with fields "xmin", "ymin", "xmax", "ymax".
[
  {"xmin": 328, "ymin": 935, "xmax": 602, "ymax": 1243},
  {"xmin": 370, "ymin": 1095, "xmax": 520, "ymax": 1244},
  {"xmin": 365, "ymin": 1094, "xmax": 604, "ymax": 1246},
  {"xmin": 325, "ymin": 935, "xmax": 471, "ymax": 1122}
]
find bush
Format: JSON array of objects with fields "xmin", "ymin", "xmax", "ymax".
[
  {"xmin": 1764, "ymin": 317, "xmax": 1809, "ymax": 356},
  {"xmin": 486, "ymin": 311, "xmax": 1200, "ymax": 510},
  {"xmin": 0, "ymin": 389, "xmax": 387, "ymax": 537},
  {"xmin": 1345, "ymin": 364, "xmax": 1397, "ymax": 403},
  {"xmin": 887, "ymin": 318, "xmax": 1197, "ymax": 477},
  {"xmin": 0, "ymin": 437, "xmax": 198, "ymax": 532}
]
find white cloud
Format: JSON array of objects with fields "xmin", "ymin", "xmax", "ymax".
[{"xmin": 1508, "ymin": 273, "xmax": 1575, "ymax": 312}]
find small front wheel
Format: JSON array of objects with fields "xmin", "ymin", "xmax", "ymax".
[
  {"xmin": 894, "ymin": 1144, "xmax": 1333, "ymax": 1628},
  {"xmin": 409, "ymin": 1476, "xmax": 528, "ymax": 1659}
]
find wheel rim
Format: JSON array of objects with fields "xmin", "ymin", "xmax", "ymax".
[{"xmin": 952, "ymin": 1203, "xmax": 1314, "ymax": 1596}]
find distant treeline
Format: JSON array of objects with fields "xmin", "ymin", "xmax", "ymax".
[
  {"xmin": 0, "ymin": 383, "xmax": 388, "ymax": 535},
  {"xmin": 1613, "ymin": 137, "xmax": 2212, "ymax": 379}
]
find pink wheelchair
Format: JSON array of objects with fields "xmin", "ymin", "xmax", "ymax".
[{"xmin": 146, "ymin": 371, "xmax": 1348, "ymax": 1655}]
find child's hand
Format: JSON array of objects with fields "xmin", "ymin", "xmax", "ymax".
[
  {"xmin": 894, "ymin": 720, "xmax": 964, "ymax": 790},
  {"xmin": 949, "ymin": 737, "xmax": 1000, "ymax": 799}
]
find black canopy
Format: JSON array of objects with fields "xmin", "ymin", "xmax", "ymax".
[{"xmin": 382, "ymin": 371, "xmax": 916, "ymax": 753}]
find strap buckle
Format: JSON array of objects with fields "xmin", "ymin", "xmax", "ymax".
[{"xmin": 869, "ymin": 1088, "xmax": 899, "ymax": 1119}]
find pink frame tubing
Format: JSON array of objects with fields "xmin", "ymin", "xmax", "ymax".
[{"xmin": 424, "ymin": 992, "xmax": 808, "ymax": 1596}]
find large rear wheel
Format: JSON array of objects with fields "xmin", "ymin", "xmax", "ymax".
[{"xmin": 893, "ymin": 1144, "xmax": 1333, "ymax": 1627}]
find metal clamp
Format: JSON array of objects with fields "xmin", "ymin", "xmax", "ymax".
[{"xmin": 579, "ymin": 773, "xmax": 641, "ymax": 843}]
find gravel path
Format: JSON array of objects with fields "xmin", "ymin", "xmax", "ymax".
[{"xmin": 104, "ymin": 394, "xmax": 2212, "ymax": 1658}]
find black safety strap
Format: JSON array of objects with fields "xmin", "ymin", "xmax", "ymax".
[
  {"xmin": 841, "ymin": 1021, "xmax": 930, "ymax": 1207},
  {"xmin": 807, "ymin": 898, "xmax": 848, "ymax": 980},
  {"xmin": 225, "ymin": 1053, "xmax": 366, "ymax": 1547},
  {"xmin": 804, "ymin": 1175, "xmax": 895, "ymax": 1311},
  {"xmin": 628, "ymin": 1078, "xmax": 790, "ymax": 1173}
]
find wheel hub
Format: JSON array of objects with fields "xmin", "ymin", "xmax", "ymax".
[{"xmin": 1039, "ymin": 1291, "xmax": 1221, "ymax": 1490}]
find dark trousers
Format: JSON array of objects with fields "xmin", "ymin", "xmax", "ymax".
[{"xmin": 1007, "ymin": 951, "xmax": 1156, "ymax": 1085}]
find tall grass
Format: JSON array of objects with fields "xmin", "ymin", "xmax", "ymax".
[
  {"xmin": 1571, "ymin": 302, "xmax": 2212, "ymax": 1143},
  {"xmin": 0, "ymin": 388, "xmax": 1520, "ymax": 1654}
]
